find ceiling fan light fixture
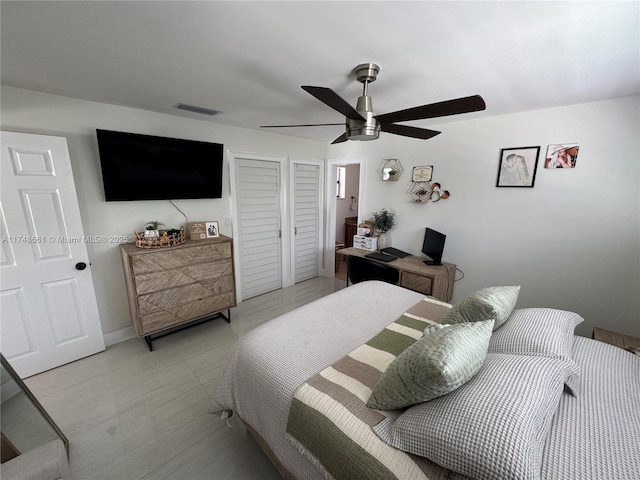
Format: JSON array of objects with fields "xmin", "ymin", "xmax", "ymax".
[
  {"xmin": 347, "ymin": 94, "xmax": 380, "ymax": 140},
  {"xmin": 346, "ymin": 119, "xmax": 380, "ymax": 141},
  {"xmin": 347, "ymin": 125, "xmax": 380, "ymax": 141}
]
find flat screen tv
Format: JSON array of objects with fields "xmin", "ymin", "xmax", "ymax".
[
  {"xmin": 96, "ymin": 129, "xmax": 224, "ymax": 201},
  {"xmin": 422, "ymin": 227, "xmax": 446, "ymax": 265}
]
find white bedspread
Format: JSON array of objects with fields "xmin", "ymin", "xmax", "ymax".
[
  {"xmin": 541, "ymin": 336, "xmax": 640, "ymax": 479},
  {"xmin": 211, "ymin": 280, "xmax": 640, "ymax": 480},
  {"xmin": 210, "ymin": 281, "xmax": 424, "ymax": 479}
]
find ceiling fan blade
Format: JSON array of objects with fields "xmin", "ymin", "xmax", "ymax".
[
  {"xmin": 375, "ymin": 95, "xmax": 486, "ymax": 124},
  {"xmin": 261, "ymin": 123, "xmax": 345, "ymax": 128},
  {"xmin": 331, "ymin": 132, "xmax": 349, "ymax": 144},
  {"xmin": 381, "ymin": 123, "xmax": 441, "ymax": 140},
  {"xmin": 302, "ymin": 86, "xmax": 365, "ymax": 121}
]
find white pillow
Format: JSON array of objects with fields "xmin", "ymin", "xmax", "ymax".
[
  {"xmin": 488, "ymin": 308, "xmax": 583, "ymax": 393},
  {"xmin": 373, "ymin": 353, "xmax": 580, "ymax": 480},
  {"xmin": 489, "ymin": 307, "xmax": 583, "ymax": 359}
]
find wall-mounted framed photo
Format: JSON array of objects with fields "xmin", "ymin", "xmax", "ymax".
[
  {"xmin": 412, "ymin": 165, "xmax": 433, "ymax": 182},
  {"xmin": 496, "ymin": 146, "xmax": 540, "ymax": 188},
  {"xmin": 206, "ymin": 221, "xmax": 219, "ymax": 238},
  {"xmin": 544, "ymin": 144, "xmax": 579, "ymax": 169}
]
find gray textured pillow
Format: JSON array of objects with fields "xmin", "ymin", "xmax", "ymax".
[
  {"xmin": 442, "ymin": 285, "xmax": 520, "ymax": 330},
  {"xmin": 366, "ymin": 320, "xmax": 494, "ymax": 410},
  {"xmin": 489, "ymin": 307, "xmax": 583, "ymax": 359},
  {"xmin": 373, "ymin": 353, "xmax": 580, "ymax": 480},
  {"xmin": 488, "ymin": 307, "xmax": 583, "ymax": 394}
]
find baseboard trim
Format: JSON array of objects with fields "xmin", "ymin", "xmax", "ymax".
[{"xmin": 103, "ymin": 326, "xmax": 136, "ymax": 346}]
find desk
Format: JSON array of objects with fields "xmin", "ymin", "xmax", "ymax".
[{"xmin": 338, "ymin": 247, "xmax": 456, "ymax": 302}]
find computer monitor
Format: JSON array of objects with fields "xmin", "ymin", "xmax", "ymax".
[{"xmin": 422, "ymin": 228, "xmax": 446, "ymax": 265}]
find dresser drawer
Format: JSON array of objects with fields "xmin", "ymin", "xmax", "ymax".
[
  {"xmin": 137, "ymin": 275, "xmax": 234, "ymax": 315},
  {"xmin": 131, "ymin": 242, "xmax": 232, "ymax": 275},
  {"xmin": 137, "ymin": 292, "xmax": 236, "ymax": 335},
  {"xmin": 134, "ymin": 260, "xmax": 234, "ymax": 295},
  {"xmin": 400, "ymin": 271, "xmax": 433, "ymax": 295}
]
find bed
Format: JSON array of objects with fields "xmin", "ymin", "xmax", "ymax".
[{"xmin": 210, "ymin": 281, "xmax": 640, "ymax": 480}]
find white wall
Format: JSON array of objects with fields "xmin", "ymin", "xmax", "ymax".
[
  {"xmin": 329, "ymin": 96, "xmax": 640, "ymax": 338},
  {"xmin": 3, "ymin": 86, "xmax": 638, "ymax": 340},
  {"xmin": 0, "ymin": 86, "xmax": 326, "ymax": 339}
]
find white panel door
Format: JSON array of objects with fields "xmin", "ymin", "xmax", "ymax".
[
  {"xmin": 236, "ymin": 158, "xmax": 282, "ymax": 299},
  {"xmin": 1, "ymin": 131, "xmax": 105, "ymax": 378},
  {"xmin": 293, "ymin": 163, "xmax": 321, "ymax": 283}
]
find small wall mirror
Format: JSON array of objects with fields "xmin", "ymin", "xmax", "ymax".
[
  {"xmin": 0, "ymin": 354, "xmax": 68, "ymax": 463},
  {"xmin": 377, "ymin": 158, "xmax": 404, "ymax": 182}
]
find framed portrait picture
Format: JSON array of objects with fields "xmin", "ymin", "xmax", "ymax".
[
  {"xmin": 544, "ymin": 144, "xmax": 579, "ymax": 169},
  {"xmin": 206, "ymin": 221, "xmax": 219, "ymax": 238},
  {"xmin": 412, "ymin": 165, "xmax": 433, "ymax": 182},
  {"xmin": 496, "ymin": 146, "xmax": 540, "ymax": 188}
]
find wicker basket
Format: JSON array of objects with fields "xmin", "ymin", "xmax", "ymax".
[{"xmin": 134, "ymin": 227, "xmax": 185, "ymax": 249}]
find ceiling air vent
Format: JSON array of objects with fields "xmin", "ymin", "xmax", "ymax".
[{"xmin": 174, "ymin": 103, "xmax": 222, "ymax": 116}]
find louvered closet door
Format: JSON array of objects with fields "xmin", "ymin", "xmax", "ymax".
[
  {"xmin": 294, "ymin": 163, "xmax": 320, "ymax": 283},
  {"xmin": 236, "ymin": 158, "xmax": 282, "ymax": 299}
]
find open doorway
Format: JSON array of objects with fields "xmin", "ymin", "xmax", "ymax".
[{"xmin": 326, "ymin": 157, "xmax": 365, "ymax": 280}]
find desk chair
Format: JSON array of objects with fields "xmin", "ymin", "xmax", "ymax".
[{"xmin": 346, "ymin": 255, "xmax": 400, "ymax": 286}]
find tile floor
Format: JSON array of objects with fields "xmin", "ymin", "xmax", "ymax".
[{"xmin": 23, "ymin": 276, "xmax": 346, "ymax": 480}]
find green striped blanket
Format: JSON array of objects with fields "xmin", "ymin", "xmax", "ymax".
[{"xmin": 285, "ymin": 296, "xmax": 453, "ymax": 480}]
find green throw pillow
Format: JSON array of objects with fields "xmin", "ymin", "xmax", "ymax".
[
  {"xmin": 367, "ymin": 320, "xmax": 494, "ymax": 411},
  {"xmin": 442, "ymin": 286, "xmax": 520, "ymax": 330}
]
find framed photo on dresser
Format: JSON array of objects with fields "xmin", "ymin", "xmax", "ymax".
[{"xmin": 206, "ymin": 221, "xmax": 219, "ymax": 238}]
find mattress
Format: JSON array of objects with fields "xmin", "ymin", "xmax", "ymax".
[{"xmin": 211, "ymin": 281, "xmax": 640, "ymax": 479}]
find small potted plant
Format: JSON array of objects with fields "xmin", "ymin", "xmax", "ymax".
[
  {"xmin": 145, "ymin": 220, "xmax": 165, "ymax": 238},
  {"xmin": 372, "ymin": 208, "xmax": 395, "ymax": 249}
]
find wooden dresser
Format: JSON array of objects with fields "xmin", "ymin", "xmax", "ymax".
[{"xmin": 120, "ymin": 235, "xmax": 236, "ymax": 350}]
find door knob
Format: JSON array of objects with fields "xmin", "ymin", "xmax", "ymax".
[{"xmin": 75, "ymin": 262, "xmax": 87, "ymax": 270}]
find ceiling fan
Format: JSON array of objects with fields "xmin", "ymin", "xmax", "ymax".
[{"xmin": 261, "ymin": 63, "xmax": 486, "ymax": 144}]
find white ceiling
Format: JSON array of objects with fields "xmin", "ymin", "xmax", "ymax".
[{"xmin": 2, "ymin": 1, "xmax": 638, "ymax": 143}]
